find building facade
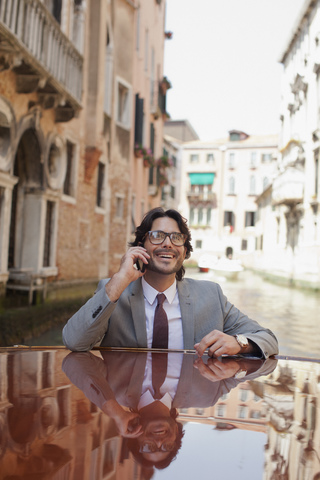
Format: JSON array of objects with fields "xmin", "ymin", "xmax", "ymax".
[
  {"xmin": 252, "ymin": 0, "xmax": 320, "ymax": 288},
  {"xmin": 178, "ymin": 131, "xmax": 278, "ymax": 264},
  {"xmin": 0, "ymin": 0, "xmax": 170, "ymax": 298}
]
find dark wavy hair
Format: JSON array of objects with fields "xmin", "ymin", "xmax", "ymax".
[
  {"xmin": 126, "ymin": 409, "xmax": 184, "ymax": 470},
  {"xmin": 129, "ymin": 207, "xmax": 193, "ymax": 281}
]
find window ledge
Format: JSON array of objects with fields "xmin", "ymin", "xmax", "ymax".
[
  {"xmin": 62, "ymin": 194, "xmax": 76, "ymax": 205},
  {"xmin": 95, "ymin": 206, "xmax": 106, "ymax": 215}
]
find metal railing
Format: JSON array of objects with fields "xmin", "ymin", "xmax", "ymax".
[{"xmin": 0, "ymin": 0, "xmax": 83, "ymax": 103}]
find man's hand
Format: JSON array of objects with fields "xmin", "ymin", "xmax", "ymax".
[
  {"xmin": 102, "ymin": 400, "xmax": 143, "ymax": 438},
  {"xmin": 194, "ymin": 329, "xmax": 242, "ymax": 357},
  {"xmin": 194, "ymin": 357, "xmax": 243, "ymax": 382},
  {"xmin": 105, "ymin": 246, "xmax": 150, "ymax": 302}
]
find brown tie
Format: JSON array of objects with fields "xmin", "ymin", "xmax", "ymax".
[
  {"xmin": 152, "ymin": 352, "xmax": 168, "ymax": 399},
  {"xmin": 152, "ymin": 293, "xmax": 168, "ymax": 349}
]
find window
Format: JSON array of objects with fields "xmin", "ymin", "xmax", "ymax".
[
  {"xmin": 96, "ymin": 162, "xmax": 105, "ymax": 208},
  {"xmin": 263, "ymin": 177, "xmax": 269, "ymax": 190},
  {"xmin": 245, "ymin": 211, "xmax": 255, "ymax": 227},
  {"xmin": 190, "ymin": 154, "xmax": 199, "ymax": 163},
  {"xmin": 207, "ymin": 153, "xmax": 214, "ymax": 163},
  {"xmin": 239, "ymin": 389, "xmax": 248, "ymax": 402},
  {"xmin": 241, "ymin": 239, "xmax": 248, "ymax": 250},
  {"xmin": 134, "ymin": 94, "xmax": 144, "ymax": 145},
  {"xmin": 116, "ymin": 77, "xmax": 131, "ymax": 129},
  {"xmin": 228, "ymin": 152, "xmax": 235, "ymax": 168},
  {"xmin": 72, "ymin": 0, "xmax": 85, "ymax": 54},
  {"xmin": 224, "ymin": 211, "xmax": 235, "ymax": 228},
  {"xmin": 170, "ymin": 185, "xmax": 175, "ymax": 199},
  {"xmin": 195, "ymin": 240, "xmax": 202, "ymax": 249},
  {"xmin": 261, "ymin": 153, "xmax": 272, "ymax": 163},
  {"xmin": 43, "ymin": 200, "xmax": 55, "ymax": 267},
  {"xmin": 206, "ymin": 208, "xmax": 211, "ymax": 225},
  {"xmin": 249, "ymin": 175, "xmax": 256, "ymax": 194},
  {"xmin": 228, "ymin": 176, "xmax": 235, "ymax": 194},
  {"xmin": 198, "ymin": 208, "xmax": 203, "ymax": 225},
  {"xmin": 190, "ymin": 207, "xmax": 195, "ymax": 225},
  {"xmin": 63, "ymin": 140, "xmax": 76, "ymax": 197},
  {"xmin": 144, "ymin": 29, "xmax": 149, "ymax": 71},
  {"xmin": 104, "ymin": 22, "xmax": 113, "ymax": 116},
  {"xmin": 136, "ymin": 7, "xmax": 140, "ymax": 51},
  {"xmin": 115, "ymin": 196, "xmax": 124, "ymax": 219},
  {"xmin": 250, "ymin": 152, "xmax": 257, "ymax": 167},
  {"xmin": 131, "ymin": 196, "xmax": 136, "ymax": 234},
  {"xmin": 216, "ymin": 405, "xmax": 225, "ymax": 417},
  {"xmin": 238, "ymin": 406, "xmax": 248, "ymax": 419},
  {"xmin": 150, "ymin": 47, "xmax": 155, "ymax": 108},
  {"xmin": 250, "ymin": 410, "xmax": 261, "ymax": 419}
]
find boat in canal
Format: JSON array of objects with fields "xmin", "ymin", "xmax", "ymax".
[
  {"xmin": 0, "ymin": 345, "xmax": 319, "ymax": 479},
  {"xmin": 211, "ymin": 257, "xmax": 244, "ymax": 280},
  {"xmin": 198, "ymin": 254, "xmax": 244, "ymax": 279}
]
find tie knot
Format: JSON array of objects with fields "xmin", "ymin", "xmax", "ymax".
[{"xmin": 157, "ymin": 293, "xmax": 166, "ymax": 306}]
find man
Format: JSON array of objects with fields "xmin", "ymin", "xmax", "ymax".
[{"xmin": 62, "ymin": 207, "xmax": 278, "ymax": 357}]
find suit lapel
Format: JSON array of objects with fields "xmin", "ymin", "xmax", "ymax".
[
  {"xmin": 129, "ymin": 279, "xmax": 148, "ymax": 347},
  {"xmin": 177, "ymin": 280, "xmax": 195, "ymax": 349}
]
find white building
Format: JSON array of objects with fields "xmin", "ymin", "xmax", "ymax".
[
  {"xmin": 179, "ymin": 131, "xmax": 278, "ymax": 264},
  {"xmin": 253, "ymin": 0, "xmax": 320, "ymax": 288}
]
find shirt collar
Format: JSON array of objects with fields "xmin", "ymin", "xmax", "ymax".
[
  {"xmin": 138, "ymin": 390, "xmax": 173, "ymax": 410},
  {"xmin": 142, "ymin": 277, "xmax": 177, "ymax": 305}
]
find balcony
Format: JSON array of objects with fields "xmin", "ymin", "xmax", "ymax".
[
  {"xmin": 272, "ymin": 167, "xmax": 304, "ymax": 206},
  {"xmin": 187, "ymin": 191, "xmax": 217, "ymax": 207},
  {"xmin": 0, "ymin": 0, "xmax": 83, "ymax": 121}
]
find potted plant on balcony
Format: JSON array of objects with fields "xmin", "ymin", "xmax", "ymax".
[
  {"xmin": 158, "ymin": 169, "xmax": 169, "ymax": 187},
  {"xmin": 143, "ymin": 149, "xmax": 155, "ymax": 168},
  {"xmin": 156, "ymin": 155, "xmax": 173, "ymax": 169},
  {"xmin": 134, "ymin": 144, "xmax": 145, "ymax": 158},
  {"xmin": 134, "ymin": 144, "xmax": 154, "ymax": 167},
  {"xmin": 159, "ymin": 76, "xmax": 172, "ymax": 94}
]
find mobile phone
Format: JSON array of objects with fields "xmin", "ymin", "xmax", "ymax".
[{"xmin": 135, "ymin": 258, "xmax": 146, "ymax": 273}]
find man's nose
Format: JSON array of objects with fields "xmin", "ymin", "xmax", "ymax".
[
  {"xmin": 154, "ymin": 439, "xmax": 163, "ymax": 448},
  {"xmin": 162, "ymin": 235, "xmax": 172, "ymax": 247}
]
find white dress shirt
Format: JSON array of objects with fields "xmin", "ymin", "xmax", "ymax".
[
  {"xmin": 141, "ymin": 277, "xmax": 184, "ymax": 350},
  {"xmin": 137, "ymin": 352, "xmax": 183, "ymax": 410}
]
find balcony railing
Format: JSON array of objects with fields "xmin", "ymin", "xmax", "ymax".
[
  {"xmin": 0, "ymin": 0, "xmax": 83, "ymax": 105},
  {"xmin": 187, "ymin": 190, "xmax": 216, "ymax": 202}
]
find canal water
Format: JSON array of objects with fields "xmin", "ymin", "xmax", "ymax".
[{"xmin": 26, "ymin": 269, "xmax": 320, "ymax": 359}]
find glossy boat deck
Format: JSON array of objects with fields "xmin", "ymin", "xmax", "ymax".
[{"xmin": 0, "ymin": 347, "xmax": 319, "ymax": 479}]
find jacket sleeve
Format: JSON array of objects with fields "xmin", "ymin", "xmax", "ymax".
[
  {"xmin": 217, "ymin": 284, "xmax": 279, "ymax": 358},
  {"xmin": 62, "ymin": 279, "xmax": 116, "ymax": 351}
]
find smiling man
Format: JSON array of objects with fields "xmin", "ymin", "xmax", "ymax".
[{"xmin": 62, "ymin": 207, "xmax": 278, "ymax": 358}]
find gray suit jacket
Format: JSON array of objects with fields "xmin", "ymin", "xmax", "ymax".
[
  {"xmin": 62, "ymin": 277, "xmax": 278, "ymax": 357},
  {"xmin": 62, "ymin": 351, "xmax": 278, "ymax": 410}
]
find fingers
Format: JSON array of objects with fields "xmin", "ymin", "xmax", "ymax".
[
  {"xmin": 194, "ymin": 330, "xmax": 221, "ymax": 357},
  {"xmin": 194, "ymin": 330, "xmax": 241, "ymax": 357},
  {"xmin": 193, "ymin": 357, "xmax": 224, "ymax": 382},
  {"xmin": 119, "ymin": 247, "xmax": 150, "ymax": 278}
]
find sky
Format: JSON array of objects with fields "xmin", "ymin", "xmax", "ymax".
[{"xmin": 163, "ymin": 0, "xmax": 307, "ymax": 141}]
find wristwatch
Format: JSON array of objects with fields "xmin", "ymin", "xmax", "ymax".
[{"xmin": 234, "ymin": 334, "xmax": 249, "ymax": 353}]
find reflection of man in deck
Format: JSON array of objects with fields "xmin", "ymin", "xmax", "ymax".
[{"xmin": 63, "ymin": 350, "xmax": 277, "ymax": 471}]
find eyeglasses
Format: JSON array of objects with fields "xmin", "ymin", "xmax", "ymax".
[
  {"xmin": 145, "ymin": 230, "xmax": 187, "ymax": 247},
  {"xmin": 139, "ymin": 442, "xmax": 175, "ymax": 453}
]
